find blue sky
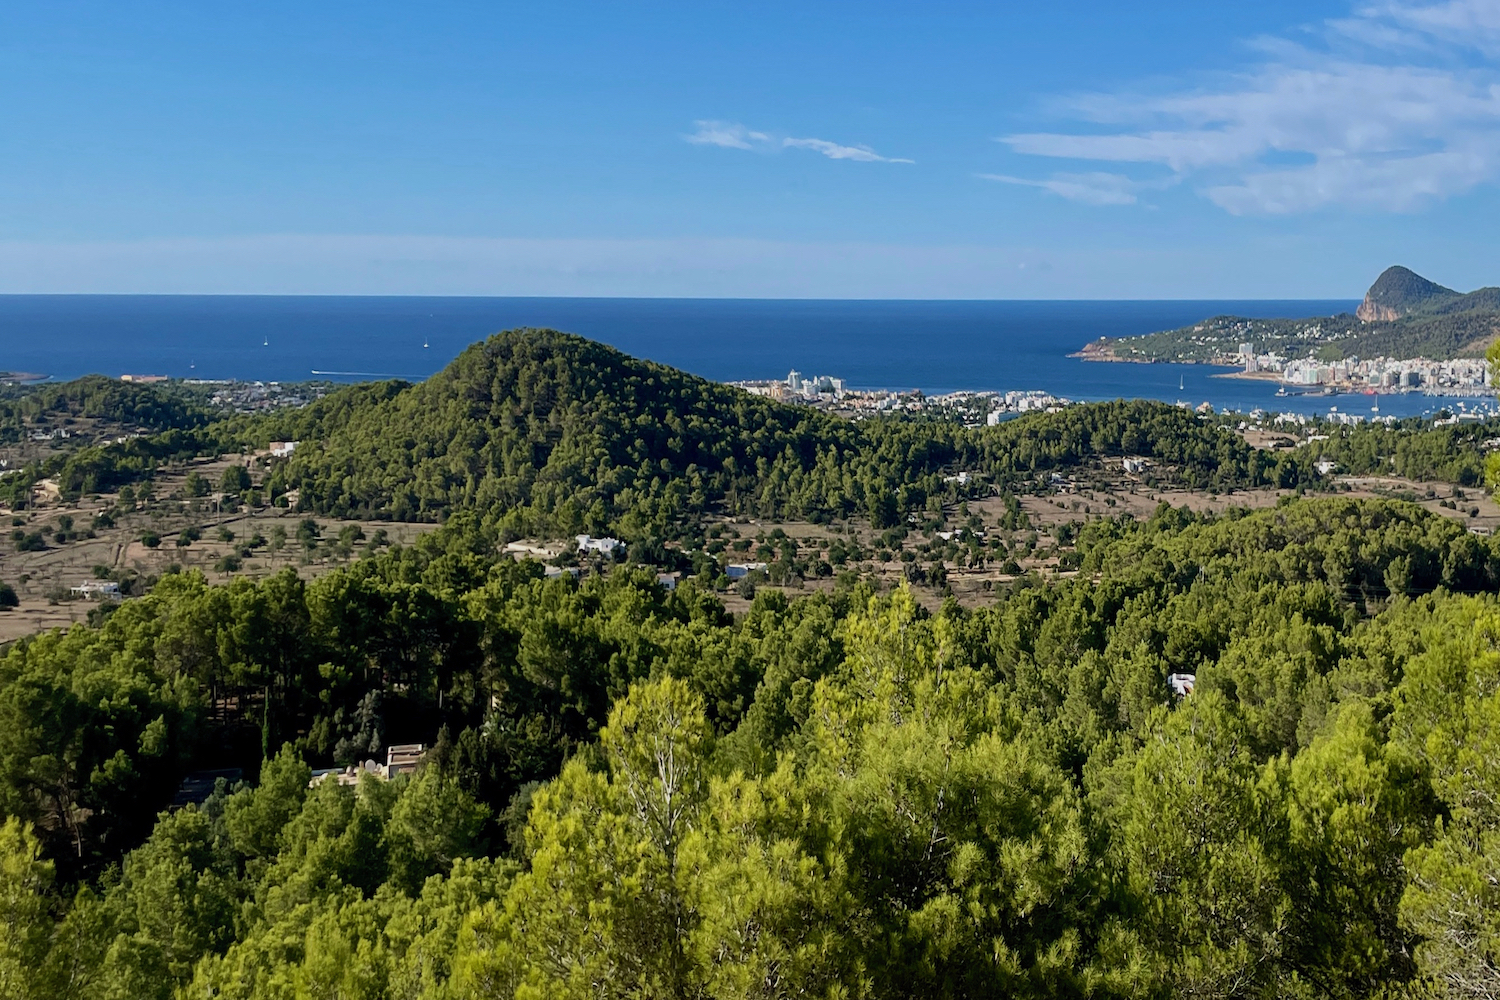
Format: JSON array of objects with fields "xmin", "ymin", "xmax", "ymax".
[{"xmin": 3, "ymin": 1, "xmax": 1499, "ymax": 297}]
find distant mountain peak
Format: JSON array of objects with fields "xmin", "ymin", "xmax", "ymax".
[{"xmin": 1357, "ymin": 266, "xmax": 1458, "ymax": 322}]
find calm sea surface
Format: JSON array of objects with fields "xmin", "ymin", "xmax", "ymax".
[{"xmin": 0, "ymin": 295, "xmax": 1485, "ymax": 419}]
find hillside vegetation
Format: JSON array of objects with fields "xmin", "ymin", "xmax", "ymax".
[
  {"xmin": 5, "ymin": 329, "xmax": 1500, "ymax": 998},
  {"xmin": 0, "ymin": 375, "xmax": 213, "ymax": 443},
  {"xmin": 2, "ymin": 498, "xmax": 1500, "ymax": 998},
  {"xmin": 249, "ymin": 329, "xmax": 1316, "ymax": 534},
  {"xmin": 1356, "ymin": 264, "xmax": 1459, "ymax": 320}
]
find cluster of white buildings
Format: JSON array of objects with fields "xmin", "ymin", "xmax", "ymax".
[
  {"xmin": 200, "ymin": 380, "xmax": 332, "ymax": 413},
  {"xmin": 784, "ymin": 370, "xmax": 845, "ymax": 398},
  {"xmin": 1265, "ymin": 410, "xmax": 1399, "ymax": 430},
  {"xmin": 985, "ymin": 391, "xmax": 1069, "ymax": 421},
  {"xmin": 728, "ymin": 372, "xmax": 1078, "ymax": 422},
  {"xmin": 915, "ymin": 389, "xmax": 1070, "ymax": 424},
  {"xmin": 732, "ymin": 370, "xmax": 847, "ymax": 403},
  {"xmin": 1241, "ymin": 347, "xmax": 1491, "ymax": 394}
]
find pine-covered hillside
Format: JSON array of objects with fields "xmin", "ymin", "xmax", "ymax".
[
  {"xmin": 255, "ymin": 328, "xmax": 1315, "ymax": 532},
  {"xmin": 260, "ymin": 328, "xmax": 869, "ymax": 526}
]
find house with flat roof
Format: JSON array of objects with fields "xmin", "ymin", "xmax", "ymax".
[
  {"xmin": 70, "ymin": 580, "xmax": 121, "ymax": 600},
  {"xmin": 309, "ymin": 743, "xmax": 429, "ymax": 787},
  {"xmin": 576, "ymin": 534, "xmax": 625, "ymax": 556}
]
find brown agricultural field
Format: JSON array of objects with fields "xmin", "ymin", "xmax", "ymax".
[{"xmin": 0, "ymin": 453, "xmax": 437, "ymax": 643}]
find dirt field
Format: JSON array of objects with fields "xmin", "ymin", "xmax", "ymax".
[
  {"xmin": 1334, "ymin": 476, "xmax": 1500, "ymax": 533},
  {"xmin": 7, "ymin": 446, "xmax": 1500, "ymax": 641},
  {"xmin": 707, "ymin": 469, "xmax": 1500, "ymax": 613},
  {"xmin": 0, "ymin": 453, "xmax": 438, "ymax": 643}
]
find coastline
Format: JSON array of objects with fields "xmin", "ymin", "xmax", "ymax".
[
  {"xmin": 1211, "ymin": 368, "xmax": 1498, "ymax": 398},
  {"xmin": 1069, "ymin": 341, "xmax": 1224, "ymax": 365},
  {"xmin": 1069, "ymin": 342, "xmax": 1154, "ymax": 364},
  {"xmin": 1070, "ymin": 342, "xmax": 1495, "ymax": 403},
  {"xmin": 1211, "ymin": 369, "xmax": 1282, "ymax": 382}
]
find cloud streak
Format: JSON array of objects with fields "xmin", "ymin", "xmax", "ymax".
[
  {"xmin": 782, "ymin": 137, "xmax": 914, "ymax": 163},
  {"xmin": 684, "ymin": 121, "xmax": 770, "ymax": 150},
  {"xmin": 685, "ymin": 120, "xmax": 912, "ymax": 163},
  {"xmin": 994, "ymin": 0, "xmax": 1500, "ymax": 214},
  {"xmin": 978, "ymin": 171, "xmax": 1144, "ymax": 205}
]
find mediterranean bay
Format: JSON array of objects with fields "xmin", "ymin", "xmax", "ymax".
[{"xmin": 8, "ymin": 294, "xmax": 1476, "ymax": 418}]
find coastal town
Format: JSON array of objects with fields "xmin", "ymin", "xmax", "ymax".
[
  {"xmin": 728, "ymin": 369, "xmax": 1070, "ymax": 422},
  {"xmin": 147, "ymin": 377, "xmax": 336, "ymax": 413},
  {"xmin": 1076, "ymin": 337, "xmax": 1496, "ymax": 397},
  {"xmin": 1234, "ymin": 347, "xmax": 1491, "ymax": 395}
]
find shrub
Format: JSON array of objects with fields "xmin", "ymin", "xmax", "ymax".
[{"xmin": 221, "ymin": 465, "xmax": 252, "ymax": 492}]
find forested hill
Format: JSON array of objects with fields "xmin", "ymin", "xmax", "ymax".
[
  {"xmin": 258, "ymin": 327, "xmax": 858, "ymax": 527},
  {"xmin": 1081, "ymin": 265, "xmax": 1500, "ymax": 363},
  {"xmin": 252, "ymin": 328, "xmax": 1313, "ymax": 531},
  {"xmin": 0, "ymin": 374, "xmax": 212, "ymax": 442},
  {"xmin": 1356, "ymin": 265, "xmax": 1458, "ymax": 321}
]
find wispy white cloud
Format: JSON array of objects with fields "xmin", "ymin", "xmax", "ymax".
[
  {"xmin": 685, "ymin": 121, "xmax": 912, "ymax": 163},
  {"xmin": 684, "ymin": 120, "xmax": 770, "ymax": 149},
  {"xmin": 1369, "ymin": 0, "xmax": 1500, "ymax": 53},
  {"xmin": 978, "ymin": 171, "xmax": 1143, "ymax": 205},
  {"xmin": 782, "ymin": 137, "xmax": 914, "ymax": 163},
  {"xmin": 995, "ymin": 0, "xmax": 1500, "ymax": 214}
]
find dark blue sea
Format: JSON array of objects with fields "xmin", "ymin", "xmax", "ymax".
[{"xmin": 0, "ymin": 295, "xmax": 1482, "ymax": 419}]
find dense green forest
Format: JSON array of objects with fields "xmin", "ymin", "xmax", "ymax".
[
  {"xmin": 4, "ymin": 329, "xmax": 1500, "ymax": 998},
  {"xmin": 2, "ymin": 498, "xmax": 1500, "ymax": 997},
  {"xmin": 1301, "ymin": 417, "xmax": 1497, "ymax": 485}
]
